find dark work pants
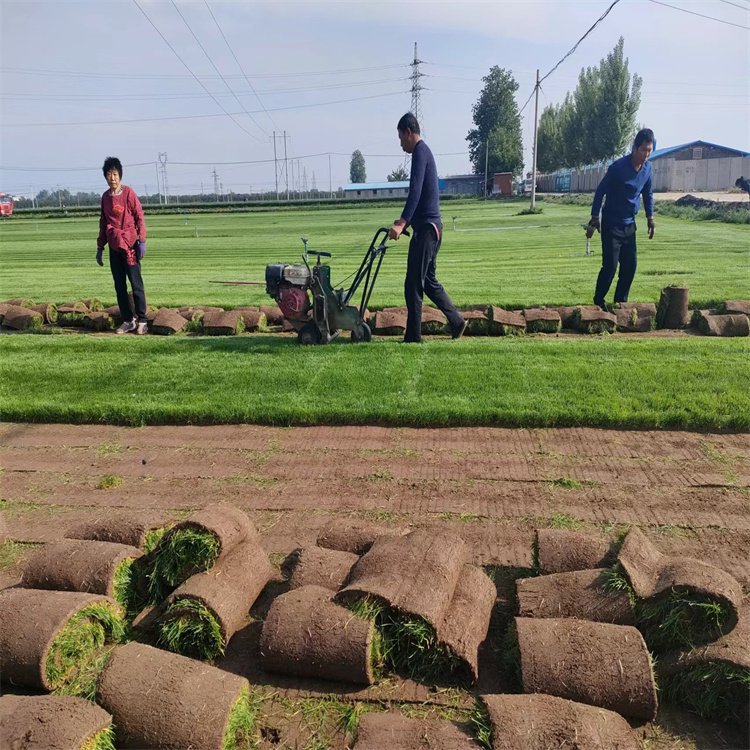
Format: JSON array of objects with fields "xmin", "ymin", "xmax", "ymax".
[
  {"xmin": 594, "ymin": 222, "xmax": 637, "ymax": 307},
  {"xmin": 109, "ymin": 248, "xmax": 147, "ymax": 323},
  {"xmin": 404, "ymin": 223, "xmax": 463, "ymax": 343}
]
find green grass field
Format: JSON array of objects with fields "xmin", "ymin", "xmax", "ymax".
[{"xmin": 1, "ymin": 198, "xmax": 748, "ymax": 309}]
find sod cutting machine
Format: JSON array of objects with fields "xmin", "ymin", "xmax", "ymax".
[{"xmin": 265, "ymin": 226, "xmax": 407, "ymax": 345}]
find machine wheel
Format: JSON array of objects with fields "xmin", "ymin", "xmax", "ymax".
[
  {"xmin": 298, "ymin": 322, "xmax": 322, "ymax": 345},
  {"xmin": 351, "ymin": 322, "xmax": 372, "ymax": 343}
]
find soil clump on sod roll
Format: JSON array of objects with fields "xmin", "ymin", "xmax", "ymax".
[
  {"xmin": 699, "ymin": 313, "xmax": 749, "ymax": 337},
  {"xmin": 656, "ymin": 285, "xmax": 690, "ymax": 329},
  {"xmin": 535, "ymin": 528, "xmax": 613, "ymax": 573},
  {"xmin": 488, "ymin": 306, "xmax": 526, "ymax": 335},
  {"xmin": 572, "ymin": 307, "xmax": 617, "ymax": 334},
  {"xmin": 354, "ymin": 712, "xmax": 479, "ymax": 749},
  {"xmin": 0, "ymin": 589, "xmax": 124, "ymax": 691},
  {"xmin": 613, "ymin": 526, "xmax": 743, "ymax": 651},
  {"xmin": 202, "ymin": 309, "xmax": 245, "ymax": 335},
  {"xmin": 30, "ymin": 302, "xmax": 59, "ymax": 324},
  {"xmin": 513, "ymin": 616, "xmax": 658, "ymax": 719},
  {"xmin": 158, "ymin": 539, "xmax": 274, "ymax": 659},
  {"xmin": 96, "ymin": 641, "xmax": 256, "ymax": 750},
  {"xmin": 316, "ymin": 518, "xmax": 407, "ymax": 555},
  {"xmin": 477, "ymin": 693, "xmax": 639, "ymax": 750},
  {"xmin": 151, "ymin": 307, "xmax": 188, "ymax": 335},
  {"xmin": 287, "ymin": 545, "xmax": 359, "ymax": 591},
  {"xmin": 0, "ymin": 695, "xmax": 115, "ymax": 750},
  {"xmin": 523, "ymin": 307, "xmax": 562, "ymax": 333},
  {"xmin": 260, "ymin": 585, "xmax": 377, "ymax": 685},
  {"xmin": 65, "ymin": 512, "xmax": 173, "ymax": 551},
  {"xmin": 374, "ymin": 308, "xmax": 407, "ymax": 336},
  {"xmin": 21, "ymin": 539, "xmax": 143, "ymax": 612},
  {"xmin": 516, "ymin": 568, "xmax": 635, "ymax": 625},
  {"xmin": 2, "ymin": 305, "xmax": 44, "ymax": 330}
]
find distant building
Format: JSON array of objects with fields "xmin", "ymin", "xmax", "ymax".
[
  {"xmin": 492, "ymin": 173, "xmax": 514, "ymax": 196},
  {"xmin": 442, "ymin": 174, "xmax": 483, "ymax": 196},
  {"xmin": 344, "ymin": 181, "xmax": 410, "ymax": 199}
]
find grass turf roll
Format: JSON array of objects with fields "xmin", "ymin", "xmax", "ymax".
[
  {"xmin": 488, "ymin": 306, "xmax": 526, "ymax": 335},
  {"xmin": 30, "ymin": 302, "xmax": 59, "ymax": 324},
  {"xmin": 514, "ymin": 616, "xmax": 658, "ymax": 720},
  {"xmin": 419, "ymin": 305, "xmax": 448, "ymax": 335},
  {"xmin": 58, "ymin": 302, "xmax": 89, "ymax": 327},
  {"xmin": 158, "ymin": 540, "xmax": 274, "ymax": 659},
  {"xmin": 3, "ymin": 306, "xmax": 44, "ymax": 330},
  {"xmin": 2, "ymin": 297, "xmax": 34, "ymax": 308},
  {"xmin": 151, "ymin": 307, "xmax": 188, "ymax": 335},
  {"xmin": 477, "ymin": 694, "xmax": 639, "ymax": 750},
  {"xmin": 96, "ymin": 641, "xmax": 256, "ymax": 750},
  {"xmin": 235, "ymin": 308, "xmax": 267, "ymax": 332},
  {"xmin": 722, "ymin": 299, "xmax": 750, "ymax": 316},
  {"xmin": 535, "ymin": 529, "xmax": 613, "ymax": 574},
  {"xmin": 572, "ymin": 307, "xmax": 617, "ymax": 334},
  {"xmin": 183, "ymin": 308, "xmax": 205, "ymax": 332},
  {"xmin": 0, "ymin": 695, "xmax": 115, "ymax": 750},
  {"xmin": 65, "ymin": 512, "xmax": 173, "ymax": 551},
  {"xmin": 261, "ymin": 585, "xmax": 377, "ymax": 685},
  {"xmin": 259, "ymin": 304, "xmax": 285, "ymax": 326},
  {"xmin": 374, "ymin": 308, "xmax": 407, "ymax": 336},
  {"xmin": 616, "ymin": 306, "xmax": 654, "ymax": 332},
  {"xmin": 316, "ymin": 518, "xmax": 406, "ymax": 555},
  {"xmin": 202, "ymin": 309, "xmax": 245, "ymax": 336},
  {"xmin": 81, "ymin": 298, "xmax": 103, "ymax": 312},
  {"xmin": 656, "ymin": 285, "xmax": 690, "ymax": 329},
  {"xmin": 355, "ymin": 712, "xmax": 478, "ymax": 750},
  {"xmin": 0, "ymin": 303, "xmax": 9, "ymax": 324},
  {"xmin": 699, "ymin": 313, "xmax": 750, "ymax": 337},
  {"xmin": 84, "ymin": 311, "xmax": 115, "ymax": 332},
  {"xmin": 0, "ymin": 589, "xmax": 124, "ymax": 691},
  {"xmin": 288, "ymin": 545, "xmax": 359, "ymax": 591},
  {"xmin": 460, "ymin": 308, "xmax": 491, "ymax": 336},
  {"xmin": 523, "ymin": 308, "xmax": 561, "ymax": 333}
]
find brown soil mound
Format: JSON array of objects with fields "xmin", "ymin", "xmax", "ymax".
[
  {"xmin": 656, "ymin": 286, "xmax": 690, "ymax": 329},
  {"xmin": 523, "ymin": 308, "xmax": 562, "ymax": 333},
  {"xmin": 316, "ymin": 518, "xmax": 407, "ymax": 555},
  {"xmin": 354, "ymin": 712, "xmax": 479, "ymax": 749},
  {"xmin": 260, "ymin": 304, "xmax": 285, "ymax": 326},
  {"xmin": 489, "ymin": 306, "xmax": 526, "ymax": 334},
  {"xmin": 236, "ymin": 308, "xmax": 266, "ymax": 332},
  {"xmin": 338, "ymin": 529, "xmax": 468, "ymax": 629},
  {"xmin": 723, "ymin": 300, "xmax": 750, "ymax": 316},
  {"xmin": 84, "ymin": 311, "xmax": 115, "ymax": 332},
  {"xmin": 516, "ymin": 568, "xmax": 634, "ymax": 625},
  {"xmin": 96, "ymin": 641, "xmax": 248, "ymax": 750},
  {"xmin": 0, "ymin": 695, "xmax": 113, "ymax": 750},
  {"xmin": 436, "ymin": 564, "xmax": 496, "ymax": 680},
  {"xmin": 65, "ymin": 512, "xmax": 171, "ymax": 549},
  {"xmin": 574, "ymin": 307, "xmax": 617, "ymax": 334},
  {"xmin": 374, "ymin": 308, "xmax": 407, "ymax": 335},
  {"xmin": 618, "ymin": 526, "xmax": 743, "ymax": 636},
  {"xmin": 0, "ymin": 589, "xmax": 121, "ymax": 690},
  {"xmin": 151, "ymin": 307, "xmax": 187, "ymax": 335},
  {"xmin": 30, "ymin": 303, "xmax": 58, "ymax": 324},
  {"xmin": 165, "ymin": 539, "xmax": 273, "ymax": 645},
  {"xmin": 480, "ymin": 693, "xmax": 638, "ymax": 750},
  {"xmin": 699, "ymin": 313, "xmax": 749, "ymax": 337},
  {"xmin": 22, "ymin": 539, "xmax": 142, "ymax": 598},
  {"xmin": 288, "ymin": 546, "xmax": 359, "ymax": 591},
  {"xmin": 515, "ymin": 616, "xmax": 657, "ymax": 719},
  {"xmin": 202, "ymin": 309, "xmax": 244, "ymax": 335},
  {"xmin": 3, "ymin": 306, "xmax": 43, "ymax": 330},
  {"xmin": 2, "ymin": 298, "xmax": 34, "ymax": 308},
  {"xmin": 260, "ymin": 585, "xmax": 375, "ymax": 685},
  {"xmin": 536, "ymin": 529, "xmax": 612, "ymax": 573}
]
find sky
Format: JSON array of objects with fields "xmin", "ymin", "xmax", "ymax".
[{"xmin": 1, "ymin": 0, "xmax": 748, "ymax": 199}]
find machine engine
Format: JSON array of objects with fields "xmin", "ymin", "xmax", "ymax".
[{"xmin": 265, "ymin": 263, "xmax": 312, "ymax": 322}]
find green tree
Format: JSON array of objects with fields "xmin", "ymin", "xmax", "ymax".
[
  {"xmin": 387, "ymin": 165, "xmax": 409, "ymax": 182},
  {"xmin": 466, "ymin": 66, "xmax": 523, "ymax": 178},
  {"xmin": 349, "ymin": 150, "xmax": 366, "ymax": 183}
]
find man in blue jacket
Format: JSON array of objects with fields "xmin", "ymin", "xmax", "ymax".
[
  {"xmin": 389, "ymin": 113, "xmax": 466, "ymax": 343},
  {"xmin": 588, "ymin": 128, "xmax": 656, "ymax": 311}
]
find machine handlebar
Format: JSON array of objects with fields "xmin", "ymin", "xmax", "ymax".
[{"xmin": 307, "ymin": 250, "xmax": 332, "ymax": 258}]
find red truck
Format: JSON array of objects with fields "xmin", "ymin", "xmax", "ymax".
[{"xmin": 0, "ymin": 193, "xmax": 13, "ymax": 217}]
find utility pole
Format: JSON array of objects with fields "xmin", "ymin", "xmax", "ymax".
[
  {"xmin": 484, "ymin": 139, "xmax": 489, "ymax": 200},
  {"xmin": 405, "ymin": 42, "xmax": 424, "ymax": 170},
  {"xmin": 200, "ymin": 182, "xmax": 204, "ymax": 197},
  {"xmin": 144, "ymin": 184, "xmax": 148, "ymax": 201},
  {"xmin": 158, "ymin": 152, "xmax": 169, "ymax": 205},
  {"xmin": 283, "ymin": 130, "xmax": 289, "ymax": 201},
  {"xmin": 272, "ymin": 132, "xmax": 279, "ymax": 199},
  {"xmin": 328, "ymin": 154, "xmax": 332, "ymax": 199},
  {"xmin": 290, "ymin": 159, "xmax": 295, "ymax": 201},
  {"xmin": 155, "ymin": 163, "xmax": 161, "ymax": 205},
  {"xmin": 57, "ymin": 184, "xmax": 62, "ymax": 209},
  {"xmin": 531, "ymin": 68, "xmax": 540, "ymax": 210},
  {"xmin": 312, "ymin": 171, "xmax": 317, "ymax": 194},
  {"xmin": 212, "ymin": 168, "xmax": 220, "ymax": 202}
]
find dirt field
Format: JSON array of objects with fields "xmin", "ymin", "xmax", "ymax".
[{"xmin": 2, "ymin": 421, "xmax": 749, "ymax": 749}]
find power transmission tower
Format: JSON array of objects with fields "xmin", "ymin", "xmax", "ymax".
[
  {"xmin": 158, "ymin": 153, "xmax": 169, "ymax": 205},
  {"xmin": 271, "ymin": 132, "xmax": 292, "ymax": 200},
  {"xmin": 212, "ymin": 168, "xmax": 220, "ymax": 202},
  {"xmin": 404, "ymin": 42, "xmax": 424, "ymax": 170},
  {"xmin": 311, "ymin": 171, "xmax": 317, "ymax": 193},
  {"xmin": 302, "ymin": 167, "xmax": 308, "ymax": 198}
]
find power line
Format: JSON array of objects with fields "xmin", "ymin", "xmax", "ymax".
[
  {"xmin": 716, "ymin": 0, "xmax": 750, "ymax": 10},
  {"xmin": 204, "ymin": 0, "xmax": 280, "ymax": 131},
  {"xmin": 168, "ymin": 0, "xmax": 269, "ymax": 139},
  {"xmin": 647, "ymin": 0, "xmax": 750, "ymax": 29}
]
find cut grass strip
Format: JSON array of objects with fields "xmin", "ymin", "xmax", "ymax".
[
  {"xmin": 142, "ymin": 525, "xmax": 171, "ymax": 554},
  {"xmin": 80, "ymin": 725, "xmax": 117, "ymax": 750},
  {"xmin": 158, "ymin": 598, "xmax": 225, "ymax": 660},
  {"xmin": 501, "ymin": 620, "xmax": 523, "ymax": 693},
  {"xmin": 45, "ymin": 602, "xmax": 124, "ymax": 691},
  {"xmin": 223, "ymin": 686, "xmax": 263, "ymax": 750},
  {"xmin": 470, "ymin": 700, "xmax": 493, "ymax": 750}
]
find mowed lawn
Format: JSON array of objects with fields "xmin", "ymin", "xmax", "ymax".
[{"xmin": 1, "ymin": 198, "xmax": 748, "ymax": 309}]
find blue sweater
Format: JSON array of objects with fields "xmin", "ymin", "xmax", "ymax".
[
  {"xmin": 401, "ymin": 140, "xmax": 441, "ymax": 230},
  {"xmin": 591, "ymin": 154, "xmax": 654, "ymax": 227}
]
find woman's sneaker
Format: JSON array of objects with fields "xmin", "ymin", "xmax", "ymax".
[
  {"xmin": 136, "ymin": 322, "xmax": 148, "ymax": 335},
  {"xmin": 116, "ymin": 320, "xmax": 137, "ymax": 334}
]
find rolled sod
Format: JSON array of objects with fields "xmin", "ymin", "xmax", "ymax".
[
  {"xmin": 617, "ymin": 526, "xmax": 743, "ymax": 650},
  {"xmin": 338, "ymin": 529, "xmax": 469, "ymax": 629},
  {"xmin": 722, "ymin": 299, "xmax": 750, "ymax": 316},
  {"xmin": 516, "ymin": 568, "xmax": 634, "ymax": 625},
  {"xmin": 21, "ymin": 539, "xmax": 143, "ymax": 611},
  {"xmin": 66, "ymin": 512, "xmax": 173, "ymax": 551},
  {"xmin": 572, "ymin": 307, "xmax": 617, "ymax": 334},
  {"xmin": 421, "ymin": 305, "xmax": 448, "ymax": 335},
  {"xmin": 691, "ymin": 308, "xmax": 711, "ymax": 328},
  {"xmin": 656, "ymin": 285, "xmax": 690, "ymax": 329},
  {"xmin": 202, "ymin": 309, "xmax": 245, "ymax": 336},
  {"xmin": 488, "ymin": 306, "xmax": 526, "ymax": 336},
  {"xmin": 2, "ymin": 305, "xmax": 44, "ymax": 331},
  {"xmin": 158, "ymin": 539, "xmax": 274, "ymax": 659},
  {"xmin": 616, "ymin": 307, "xmax": 654, "ymax": 333},
  {"xmin": 148, "ymin": 503, "xmax": 257, "ymax": 600},
  {"xmin": 103, "ymin": 305, "xmax": 123, "ymax": 325},
  {"xmin": 699, "ymin": 313, "xmax": 750, "ymax": 337},
  {"xmin": 0, "ymin": 589, "xmax": 124, "ymax": 690},
  {"xmin": 259, "ymin": 304, "xmax": 285, "ymax": 326},
  {"xmin": 183, "ymin": 308, "xmax": 205, "ymax": 332},
  {"xmin": 145, "ymin": 307, "xmax": 159, "ymax": 330},
  {"xmin": 478, "ymin": 694, "xmax": 639, "ymax": 750},
  {"xmin": 514, "ymin": 616, "xmax": 658, "ymax": 719},
  {"xmin": 374, "ymin": 308, "xmax": 407, "ymax": 336},
  {"xmin": 97, "ymin": 641, "xmax": 255, "ymax": 750},
  {"xmin": 235, "ymin": 308, "xmax": 266, "ymax": 332},
  {"xmin": 58, "ymin": 302, "xmax": 89, "ymax": 327},
  {"xmin": 151, "ymin": 307, "xmax": 188, "ymax": 335},
  {"xmin": 0, "ymin": 302, "xmax": 9, "ymax": 324},
  {"xmin": 316, "ymin": 518, "xmax": 407, "ymax": 555},
  {"xmin": 459, "ymin": 308, "xmax": 491, "ymax": 336},
  {"xmin": 354, "ymin": 712, "xmax": 478, "ymax": 750},
  {"xmin": 84, "ymin": 311, "xmax": 116, "ymax": 332},
  {"xmin": 0, "ymin": 695, "xmax": 115, "ymax": 750},
  {"xmin": 618, "ymin": 301, "xmax": 657, "ymax": 316},
  {"xmin": 2, "ymin": 297, "xmax": 34, "ymax": 308},
  {"xmin": 523, "ymin": 308, "xmax": 561, "ymax": 333},
  {"xmin": 546, "ymin": 305, "xmax": 599, "ymax": 329},
  {"xmin": 536, "ymin": 529, "xmax": 612, "ymax": 574},
  {"xmin": 260, "ymin": 584, "xmax": 376, "ymax": 684},
  {"xmin": 30, "ymin": 302, "xmax": 59, "ymax": 324},
  {"xmin": 288, "ymin": 545, "xmax": 359, "ymax": 591},
  {"xmin": 80, "ymin": 298, "xmax": 104, "ymax": 312}
]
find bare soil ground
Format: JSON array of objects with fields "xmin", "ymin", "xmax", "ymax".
[{"xmin": 1, "ymin": 422, "xmax": 748, "ymax": 749}]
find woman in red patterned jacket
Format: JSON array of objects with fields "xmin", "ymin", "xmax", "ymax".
[{"xmin": 96, "ymin": 156, "xmax": 148, "ymax": 334}]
